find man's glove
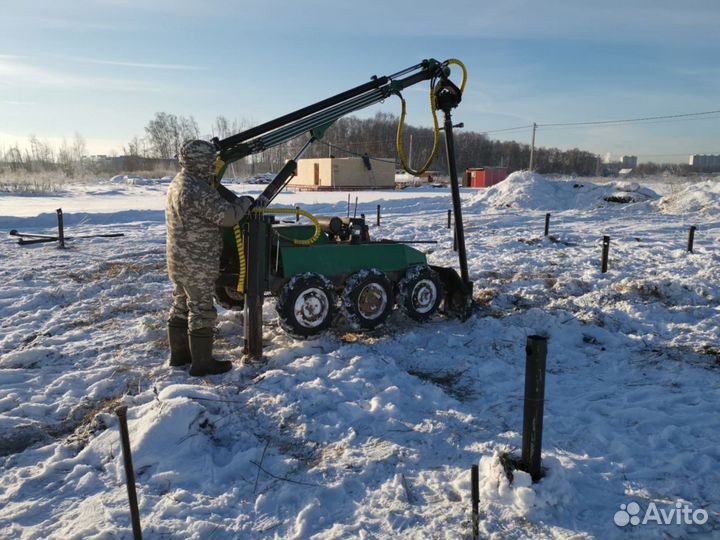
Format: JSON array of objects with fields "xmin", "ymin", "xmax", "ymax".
[
  {"xmin": 236, "ymin": 196, "xmax": 254, "ymax": 214},
  {"xmin": 254, "ymin": 194, "xmax": 270, "ymax": 209},
  {"xmin": 220, "ymin": 195, "xmax": 254, "ymax": 226}
]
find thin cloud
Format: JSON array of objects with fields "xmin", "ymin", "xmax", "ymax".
[
  {"xmin": 59, "ymin": 55, "xmax": 207, "ymax": 71},
  {"xmin": 0, "ymin": 56, "xmax": 169, "ymax": 93}
]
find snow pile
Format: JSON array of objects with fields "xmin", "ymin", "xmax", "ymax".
[
  {"xmin": 476, "ymin": 451, "xmax": 574, "ymax": 519},
  {"xmin": 109, "ymin": 175, "xmax": 155, "ymax": 186},
  {"xmin": 468, "ymin": 171, "xmax": 658, "ymax": 211},
  {"xmin": 657, "ymin": 178, "xmax": 720, "ymax": 215}
]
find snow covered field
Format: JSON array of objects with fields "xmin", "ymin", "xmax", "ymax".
[{"xmin": 0, "ymin": 172, "xmax": 719, "ymax": 539}]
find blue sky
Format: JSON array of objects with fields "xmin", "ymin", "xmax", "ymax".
[{"xmin": 1, "ymin": 0, "xmax": 718, "ymax": 163}]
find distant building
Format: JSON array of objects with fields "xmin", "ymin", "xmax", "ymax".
[
  {"xmin": 290, "ymin": 157, "xmax": 395, "ymax": 190},
  {"xmin": 463, "ymin": 167, "xmax": 509, "ymax": 188},
  {"xmin": 620, "ymin": 155, "xmax": 638, "ymax": 168},
  {"xmin": 689, "ymin": 154, "xmax": 720, "ymax": 170}
]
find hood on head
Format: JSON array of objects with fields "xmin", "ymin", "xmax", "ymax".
[{"xmin": 179, "ymin": 139, "xmax": 216, "ymax": 179}]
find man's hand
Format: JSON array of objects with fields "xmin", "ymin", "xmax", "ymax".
[
  {"xmin": 236, "ymin": 196, "xmax": 254, "ymax": 213},
  {"xmin": 254, "ymin": 194, "xmax": 270, "ymax": 209}
]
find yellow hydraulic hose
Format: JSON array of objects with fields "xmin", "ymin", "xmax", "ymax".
[
  {"xmin": 395, "ymin": 58, "xmax": 468, "ymax": 176},
  {"xmin": 234, "ymin": 207, "xmax": 322, "ymax": 294}
]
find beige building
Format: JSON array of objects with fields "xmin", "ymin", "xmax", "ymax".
[{"xmin": 289, "ymin": 157, "xmax": 395, "ymax": 190}]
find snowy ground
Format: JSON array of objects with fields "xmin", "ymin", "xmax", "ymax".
[{"xmin": 0, "ymin": 172, "xmax": 719, "ymax": 539}]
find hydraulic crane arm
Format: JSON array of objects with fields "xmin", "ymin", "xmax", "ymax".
[{"xmin": 211, "ymin": 58, "xmax": 454, "ymax": 205}]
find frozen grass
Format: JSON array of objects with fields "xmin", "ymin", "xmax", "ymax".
[
  {"xmin": 0, "ymin": 168, "xmax": 177, "ymax": 194},
  {"xmin": 0, "ymin": 172, "xmax": 66, "ymax": 194}
]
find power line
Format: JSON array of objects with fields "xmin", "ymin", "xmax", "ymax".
[
  {"xmin": 481, "ymin": 124, "xmax": 533, "ymax": 135},
  {"xmin": 538, "ymin": 109, "xmax": 720, "ymax": 128},
  {"xmin": 481, "ymin": 109, "xmax": 720, "ymax": 137},
  {"xmin": 316, "ymin": 140, "xmax": 396, "ymax": 163}
]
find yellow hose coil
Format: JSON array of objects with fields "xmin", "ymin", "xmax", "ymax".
[
  {"xmin": 395, "ymin": 58, "xmax": 468, "ymax": 176},
  {"xmin": 234, "ymin": 207, "xmax": 322, "ymax": 293}
]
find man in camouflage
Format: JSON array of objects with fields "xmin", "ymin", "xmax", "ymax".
[{"xmin": 166, "ymin": 139, "xmax": 253, "ymax": 376}]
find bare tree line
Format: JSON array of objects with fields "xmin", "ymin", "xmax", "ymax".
[
  {"xmin": 0, "ymin": 111, "xmax": 699, "ymax": 179},
  {"xmin": 1, "ymin": 133, "xmax": 88, "ymax": 177}
]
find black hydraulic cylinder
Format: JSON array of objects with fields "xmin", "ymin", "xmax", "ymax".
[
  {"xmin": 56, "ymin": 208, "xmax": 65, "ymax": 249},
  {"xmin": 601, "ymin": 235, "xmax": 610, "ymax": 273},
  {"xmin": 443, "ymin": 112, "xmax": 470, "ymax": 287},
  {"xmin": 471, "ymin": 464, "xmax": 479, "ymax": 540},
  {"xmin": 257, "ymin": 137, "xmax": 316, "ymax": 207},
  {"xmin": 115, "ymin": 406, "xmax": 143, "ymax": 540},
  {"xmin": 688, "ymin": 226, "xmax": 696, "ymax": 253},
  {"xmin": 257, "ymin": 159, "xmax": 298, "ymax": 207},
  {"xmin": 244, "ymin": 217, "xmax": 271, "ymax": 360},
  {"xmin": 521, "ymin": 336, "xmax": 547, "ymax": 483}
]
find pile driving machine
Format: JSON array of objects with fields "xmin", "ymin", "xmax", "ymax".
[{"xmin": 210, "ymin": 58, "xmax": 473, "ymax": 358}]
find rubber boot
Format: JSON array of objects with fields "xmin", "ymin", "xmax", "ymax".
[
  {"xmin": 189, "ymin": 327, "xmax": 232, "ymax": 377},
  {"xmin": 167, "ymin": 318, "xmax": 191, "ymax": 367}
]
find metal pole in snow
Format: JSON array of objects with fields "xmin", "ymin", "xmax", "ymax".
[
  {"xmin": 448, "ymin": 209, "xmax": 452, "ymax": 229},
  {"xmin": 544, "ymin": 213, "xmax": 550, "ymax": 236},
  {"xmin": 376, "ymin": 204, "xmax": 381, "ymax": 227},
  {"xmin": 688, "ymin": 226, "xmax": 697, "ymax": 253},
  {"xmin": 471, "ymin": 464, "xmax": 479, "ymax": 540},
  {"xmin": 115, "ymin": 406, "xmax": 143, "ymax": 540},
  {"xmin": 56, "ymin": 209, "xmax": 65, "ymax": 249},
  {"xmin": 601, "ymin": 235, "xmax": 610, "ymax": 273},
  {"xmin": 521, "ymin": 335, "xmax": 547, "ymax": 483}
]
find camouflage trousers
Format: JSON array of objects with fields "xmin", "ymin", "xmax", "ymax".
[{"xmin": 168, "ymin": 277, "xmax": 217, "ymax": 331}]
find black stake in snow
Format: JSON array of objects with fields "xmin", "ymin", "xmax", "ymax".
[
  {"xmin": 15, "ymin": 233, "xmax": 125, "ymax": 246},
  {"xmin": 447, "ymin": 209, "xmax": 452, "ymax": 229},
  {"xmin": 688, "ymin": 226, "xmax": 697, "ymax": 253},
  {"xmin": 295, "ymin": 205, "xmax": 300, "ymax": 223},
  {"xmin": 601, "ymin": 235, "xmax": 610, "ymax": 273},
  {"xmin": 522, "ymin": 335, "xmax": 547, "ymax": 482},
  {"xmin": 56, "ymin": 208, "xmax": 65, "ymax": 249},
  {"xmin": 115, "ymin": 406, "xmax": 143, "ymax": 540},
  {"xmin": 376, "ymin": 204, "xmax": 381, "ymax": 227},
  {"xmin": 544, "ymin": 213, "xmax": 551, "ymax": 237},
  {"xmin": 471, "ymin": 464, "xmax": 480, "ymax": 540}
]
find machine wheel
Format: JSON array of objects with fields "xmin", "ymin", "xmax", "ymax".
[
  {"xmin": 342, "ymin": 269, "xmax": 394, "ymax": 330},
  {"xmin": 276, "ymin": 272, "xmax": 337, "ymax": 338},
  {"xmin": 215, "ymin": 285, "xmax": 245, "ymax": 311},
  {"xmin": 397, "ymin": 265, "xmax": 443, "ymax": 321}
]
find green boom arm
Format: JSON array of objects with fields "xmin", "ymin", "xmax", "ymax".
[{"xmin": 211, "ymin": 58, "xmax": 450, "ymax": 204}]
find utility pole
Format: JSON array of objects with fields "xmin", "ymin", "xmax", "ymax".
[{"xmin": 529, "ymin": 122, "xmax": 537, "ymax": 171}]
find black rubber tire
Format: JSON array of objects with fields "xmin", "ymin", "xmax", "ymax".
[
  {"xmin": 214, "ymin": 285, "xmax": 245, "ymax": 311},
  {"xmin": 397, "ymin": 265, "xmax": 443, "ymax": 322},
  {"xmin": 276, "ymin": 272, "xmax": 337, "ymax": 338},
  {"xmin": 342, "ymin": 269, "xmax": 394, "ymax": 330}
]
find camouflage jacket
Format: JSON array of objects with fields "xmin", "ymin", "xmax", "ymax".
[{"xmin": 166, "ymin": 172, "xmax": 251, "ymax": 282}]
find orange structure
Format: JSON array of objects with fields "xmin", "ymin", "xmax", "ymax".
[{"xmin": 464, "ymin": 167, "xmax": 508, "ymax": 188}]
